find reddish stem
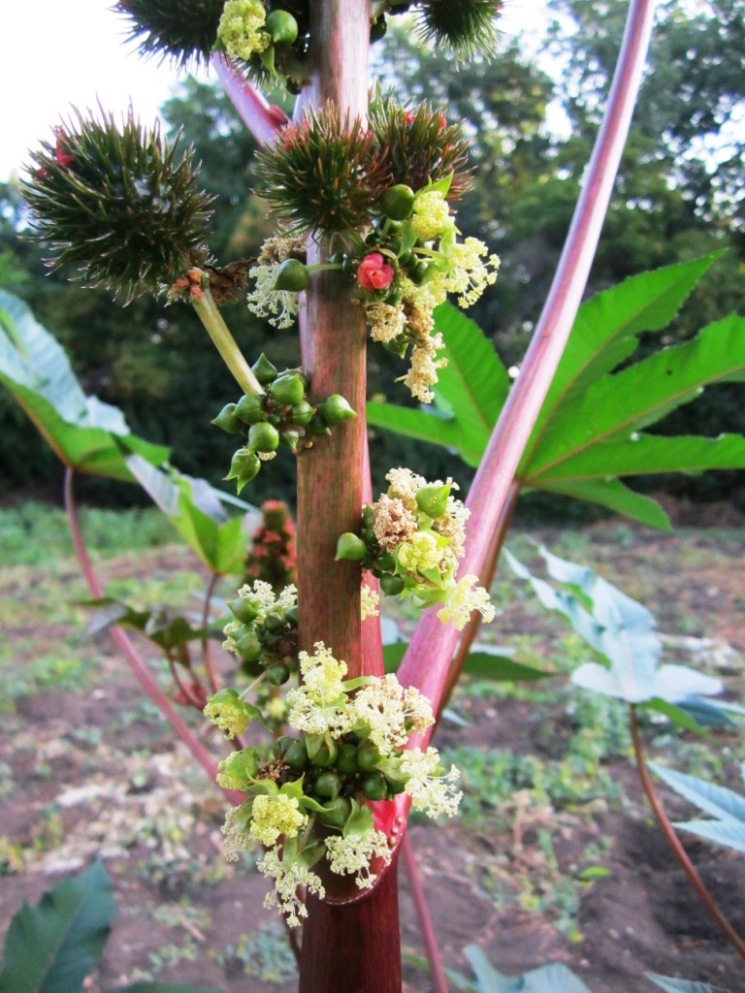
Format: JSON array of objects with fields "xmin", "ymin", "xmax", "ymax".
[
  {"xmin": 201, "ymin": 570, "xmax": 221, "ymax": 694},
  {"xmin": 398, "ymin": 0, "xmax": 658, "ymax": 724},
  {"xmin": 402, "ymin": 833, "xmax": 449, "ymax": 993},
  {"xmin": 211, "ymin": 54, "xmax": 288, "ymax": 143},
  {"xmin": 63, "ymin": 468, "xmax": 242, "ymax": 804},
  {"xmin": 629, "ymin": 707, "xmax": 745, "ymax": 960}
]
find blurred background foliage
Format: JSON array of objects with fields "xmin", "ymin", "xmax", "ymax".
[{"xmin": 1, "ymin": 0, "xmax": 743, "ymax": 516}]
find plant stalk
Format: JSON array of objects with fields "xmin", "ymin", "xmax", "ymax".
[
  {"xmin": 63, "ymin": 467, "xmax": 242, "ymax": 804},
  {"xmin": 402, "ymin": 833, "xmax": 449, "ymax": 993},
  {"xmin": 398, "ymin": 0, "xmax": 658, "ymax": 726},
  {"xmin": 212, "ymin": 54, "xmax": 288, "ymax": 143},
  {"xmin": 191, "ymin": 284, "xmax": 264, "ymax": 396},
  {"xmin": 629, "ymin": 706, "xmax": 745, "ymax": 960}
]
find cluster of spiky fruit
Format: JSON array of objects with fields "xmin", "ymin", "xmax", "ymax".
[
  {"xmin": 212, "ymin": 353, "xmax": 356, "ymax": 492},
  {"xmin": 244, "ymin": 500, "xmax": 297, "ymax": 590}
]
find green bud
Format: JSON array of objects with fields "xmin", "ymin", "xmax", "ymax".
[
  {"xmin": 235, "ymin": 628, "xmax": 262, "ymax": 663},
  {"xmin": 381, "ymin": 184, "xmax": 415, "ymax": 221},
  {"xmin": 335, "ymin": 532, "xmax": 367, "ymax": 562},
  {"xmin": 362, "ymin": 772, "xmax": 388, "ymax": 801},
  {"xmin": 319, "ymin": 394, "xmax": 357, "ymax": 425},
  {"xmin": 362, "ymin": 505, "xmax": 375, "ymax": 528},
  {"xmin": 290, "ymin": 400, "xmax": 315, "ymax": 426},
  {"xmin": 273, "ymin": 258, "xmax": 310, "ymax": 292},
  {"xmin": 269, "ymin": 373, "xmax": 306, "ymax": 406},
  {"xmin": 314, "ymin": 771, "xmax": 343, "ymax": 800},
  {"xmin": 263, "ymin": 611, "xmax": 286, "ymax": 633},
  {"xmin": 318, "ymin": 796, "xmax": 352, "ymax": 830},
  {"xmin": 251, "ymin": 352, "xmax": 279, "ymax": 385},
  {"xmin": 227, "ymin": 596, "xmax": 260, "ymax": 623},
  {"xmin": 415, "ymin": 484, "xmax": 451, "ymax": 519},
  {"xmin": 336, "ymin": 743, "xmax": 359, "ymax": 775},
  {"xmin": 265, "ymin": 9, "xmax": 299, "ymax": 44},
  {"xmin": 235, "ymin": 393, "xmax": 266, "ymax": 424},
  {"xmin": 380, "ymin": 573, "xmax": 405, "ymax": 596},
  {"xmin": 308, "ymin": 736, "xmax": 339, "ymax": 768},
  {"xmin": 410, "ymin": 261, "xmax": 429, "ymax": 284},
  {"xmin": 248, "ymin": 421, "xmax": 280, "ymax": 453},
  {"xmin": 285, "ymin": 605, "xmax": 299, "ymax": 626},
  {"xmin": 377, "ymin": 552, "xmax": 396, "ymax": 571},
  {"xmin": 211, "ymin": 402, "xmax": 244, "ymax": 434},
  {"xmin": 281, "ymin": 429, "xmax": 302, "ymax": 454},
  {"xmin": 265, "ymin": 663, "xmax": 290, "ymax": 686},
  {"xmin": 357, "ymin": 740, "xmax": 382, "ymax": 771},
  {"xmin": 282, "ymin": 738, "xmax": 308, "ymax": 770},
  {"xmin": 225, "ymin": 448, "xmax": 261, "ymax": 492}
]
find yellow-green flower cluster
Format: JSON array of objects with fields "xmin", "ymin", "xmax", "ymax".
[
  {"xmin": 217, "ymin": 0, "xmax": 270, "ymax": 62},
  {"xmin": 246, "ymin": 234, "xmax": 306, "ymax": 329}
]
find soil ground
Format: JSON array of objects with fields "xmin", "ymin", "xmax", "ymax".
[{"xmin": 1, "ymin": 513, "xmax": 744, "ymax": 993}]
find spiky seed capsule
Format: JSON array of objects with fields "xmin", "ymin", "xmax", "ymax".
[
  {"xmin": 114, "ymin": 0, "xmax": 224, "ymax": 66},
  {"xmin": 416, "ymin": 0, "xmax": 505, "ymax": 63},
  {"xmin": 251, "ymin": 353, "xmax": 279, "ymax": 384},
  {"xmin": 23, "ymin": 111, "xmax": 213, "ymax": 303},
  {"xmin": 255, "ymin": 105, "xmax": 390, "ymax": 235}
]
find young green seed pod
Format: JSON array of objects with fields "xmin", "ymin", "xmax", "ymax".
[
  {"xmin": 381, "ymin": 183, "xmax": 415, "ymax": 221},
  {"xmin": 314, "ymin": 771, "xmax": 343, "ymax": 800},
  {"xmin": 362, "ymin": 505, "xmax": 376, "ymax": 528},
  {"xmin": 335, "ymin": 532, "xmax": 367, "ymax": 562},
  {"xmin": 285, "ymin": 606, "xmax": 299, "ymax": 626},
  {"xmin": 416, "ymin": 483, "xmax": 451, "ymax": 519},
  {"xmin": 263, "ymin": 611, "xmax": 286, "ymax": 633},
  {"xmin": 318, "ymin": 796, "xmax": 352, "ymax": 830},
  {"xmin": 362, "ymin": 772, "xmax": 388, "ymax": 801},
  {"xmin": 319, "ymin": 394, "xmax": 357, "ymax": 425},
  {"xmin": 226, "ymin": 596, "xmax": 260, "ymax": 624},
  {"xmin": 211, "ymin": 402, "xmax": 244, "ymax": 434},
  {"xmin": 265, "ymin": 9, "xmax": 299, "ymax": 44},
  {"xmin": 269, "ymin": 373, "xmax": 305, "ymax": 406},
  {"xmin": 281, "ymin": 429, "xmax": 302, "ymax": 454},
  {"xmin": 290, "ymin": 400, "xmax": 315, "ymax": 426},
  {"xmin": 225, "ymin": 448, "xmax": 261, "ymax": 491},
  {"xmin": 248, "ymin": 421, "xmax": 280, "ymax": 453},
  {"xmin": 282, "ymin": 738, "xmax": 309, "ymax": 771},
  {"xmin": 265, "ymin": 663, "xmax": 290, "ymax": 686},
  {"xmin": 235, "ymin": 628, "xmax": 262, "ymax": 664},
  {"xmin": 235, "ymin": 393, "xmax": 266, "ymax": 424},
  {"xmin": 357, "ymin": 740, "xmax": 383, "ymax": 771},
  {"xmin": 273, "ymin": 258, "xmax": 310, "ymax": 292},
  {"xmin": 310, "ymin": 737, "xmax": 339, "ymax": 768},
  {"xmin": 380, "ymin": 573, "xmax": 405, "ymax": 596},
  {"xmin": 377, "ymin": 552, "xmax": 396, "ymax": 572},
  {"xmin": 251, "ymin": 352, "xmax": 279, "ymax": 384},
  {"xmin": 336, "ymin": 743, "xmax": 359, "ymax": 775}
]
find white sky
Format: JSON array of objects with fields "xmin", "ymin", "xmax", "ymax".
[{"xmin": 0, "ymin": 0, "xmax": 546, "ymax": 182}]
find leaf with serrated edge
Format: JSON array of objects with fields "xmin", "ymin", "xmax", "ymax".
[
  {"xmin": 646, "ymin": 972, "xmax": 732, "ymax": 993},
  {"xmin": 649, "ymin": 764, "xmax": 745, "ymax": 824}
]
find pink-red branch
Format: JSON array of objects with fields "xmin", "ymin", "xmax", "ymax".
[
  {"xmin": 211, "ymin": 54, "xmax": 287, "ymax": 144},
  {"xmin": 398, "ymin": 0, "xmax": 658, "ymax": 725}
]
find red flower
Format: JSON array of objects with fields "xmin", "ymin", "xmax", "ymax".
[{"xmin": 357, "ymin": 253, "xmax": 395, "ymax": 292}]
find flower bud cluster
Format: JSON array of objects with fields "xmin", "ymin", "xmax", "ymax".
[
  {"xmin": 244, "ymin": 500, "xmax": 297, "ymax": 590},
  {"xmin": 207, "ymin": 641, "xmax": 461, "ymax": 925},
  {"xmin": 336, "ymin": 467, "xmax": 495, "ymax": 631},
  {"xmin": 213, "ymin": 352, "xmax": 356, "ymax": 492},
  {"xmin": 222, "ymin": 580, "xmax": 299, "ymax": 685}
]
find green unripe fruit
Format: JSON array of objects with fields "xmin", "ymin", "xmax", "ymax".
[
  {"xmin": 265, "ymin": 663, "xmax": 290, "ymax": 686},
  {"xmin": 309, "ymin": 737, "xmax": 338, "ymax": 768},
  {"xmin": 381, "ymin": 184, "xmax": 415, "ymax": 221},
  {"xmin": 225, "ymin": 449, "xmax": 261, "ymax": 491},
  {"xmin": 280, "ymin": 429, "xmax": 302, "ymax": 454},
  {"xmin": 362, "ymin": 505, "xmax": 375, "ymax": 528},
  {"xmin": 336, "ymin": 743, "xmax": 359, "ymax": 775},
  {"xmin": 416, "ymin": 484, "xmax": 451, "ymax": 519},
  {"xmin": 291, "ymin": 400, "xmax": 315, "ymax": 426},
  {"xmin": 263, "ymin": 612, "xmax": 285, "ymax": 633},
  {"xmin": 319, "ymin": 394, "xmax": 357, "ymax": 425},
  {"xmin": 227, "ymin": 596, "xmax": 260, "ymax": 623},
  {"xmin": 211, "ymin": 403, "xmax": 244, "ymax": 434},
  {"xmin": 410, "ymin": 261, "xmax": 429, "ymax": 284},
  {"xmin": 314, "ymin": 771, "xmax": 343, "ymax": 800},
  {"xmin": 251, "ymin": 353, "xmax": 279, "ymax": 384},
  {"xmin": 377, "ymin": 552, "xmax": 396, "ymax": 572},
  {"xmin": 269, "ymin": 373, "xmax": 305, "ymax": 406},
  {"xmin": 273, "ymin": 258, "xmax": 310, "ymax": 292},
  {"xmin": 266, "ymin": 9, "xmax": 299, "ymax": 44},
  {"xmin": 283, "ymin": 739, "xmax": 308, "ymax": 771},
  {"xmin": 362, "ymin": 772, "xmax": 388, "ymax": 801},
  {"xmin": 248, "ymin": 421, "xmax": 280, "ymax": 453},
  {"xmin": 357, "ymin": 741, "xmax": 382, "ymax": 771},
  {"xmin": 335, "ymin": 532, "xmax": 367, "ymax": 562},
  {"xmin": 235, "ymin": 393, "xmax": 266, "ymax": 424},
  {"xmin": 235, "ymin": 628, "xmax": 262, "ymax": 664},
  {"xmin": 285, "ymin": 606, "xmax": 299, "ymax": 626},
  {"xmin": 370, "ymin": 15, "xmax": 388, "ymax": 42},
  {"xmin": 318, "ymin": 796, "xmax": 352, "ymax": 829},
  {"xmin": 380, "ymin": 573, "xmax": 405, "ymax": 596}
]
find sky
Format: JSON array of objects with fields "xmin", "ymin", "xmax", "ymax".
[{"xmin": 0, "ymin": 0, "xmax": 547, "ymax": 182}]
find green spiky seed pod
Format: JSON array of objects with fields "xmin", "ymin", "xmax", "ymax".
[
  {"xmin": 23, "ymin": 111, "xmax": 213, "ymax": 302},
  {"xmin": 319, "ymin": 394, "xmax": 357, "ymax": 425},
  {"xmin": 227, "ymin": 596, "xmax": 260, "ymax": 623},
  {"xmin": 115, "ymin": 0, "xmax": 224, "ymax": 66},
  {"xmin": 416, "ymin": 0, "xmax": 504, "ymax": 63},
  {"xmin": 251, "ymin": 352, "xmax": 279, "ymax": 384},
  {"xmin": 370, "ymin": 95, "xmax": 472, "ymax": 201},
  {"xmin": 212, "ymin": 403, "xmax": 245, "ymax": 434},
  {"xmin": 416, "ymin": 484, "xmax": 451, "ymax": 519},
  {"xmin": 226, "ymin": 448, "xmax": 261, "ymax": 492},
  {"xmin": 255, "ymin": 106, "xmax": 390, "ymax": 235}
]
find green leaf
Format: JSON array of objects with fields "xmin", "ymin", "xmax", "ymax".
[
  {"xmin": 0, "ymin": 289, "xmax": 169, "ymax": 480},
  {"xmin": 463, "ymin": 945, "xmax": 594, "ymax": 993},
  {"xmin": 383, "ymin": 641, "xmax": 408, "ymax": 672},
  {"xmin": 82, "ymin": 598, "xmax": 213, "ymax": 650},
  {"xmin": 524, "ymin": 314, "xmax": 745, "ymax": 481},
  {"xmin": 649, "ymin": 763, "xmax": 745, "ymax": 853},
  {"xmin": 0, "ymin": 861, "xmax": 115, "ymax": 993},
  {"xmin": 463, "ymin": 649, "xmax": 557, "ymax": 681},
  {"xmin": 638, "ymin": 698, "xmax": 707, "ymax": 735},
  {"xmin": 645, "ymin": 973, "xmax": 732, "ymax": 993},
  {"xmin": 366, "ymin": 402, "xmax": 471, "ymax": 460},
  {"xmin": 534, "ymin": 479, "xmax": 672, "ymax": 530}
]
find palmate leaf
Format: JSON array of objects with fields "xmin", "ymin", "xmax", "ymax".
[
  {"xmin": 506, "ymin": 546, "xmax": 723, "ymax": 706},
  {"xmin": 650, "ymin": 762, "xmax": 745, "ymax": 854},
  {"xmin": 0, "ymin": 861, "xmax": 114, "ymax": 993},
  {"xmin": 463, "ymin": 945, "xmax": 594, "ymax": 993},
  {"xmin": 646, "ymin": 973, "xmax": 733, "ymax": 993},
  {"xmin": 366, "ymin": 257, "xmax": 745, "ymax": 528},
  {"xmin": 0, "ymin": 289, "xmax": 169, "ymax": 480}
]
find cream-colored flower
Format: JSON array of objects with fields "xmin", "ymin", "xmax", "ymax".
[
  {"xmin": 325, "ymin": 829, "xmax": 392, "ymax": 889},
  {"xmin": 366, "ymin": 301, "xmax": 406, "ymax": 344},
  {"xmin": 397, "ymin": 530, "xmax": 443, "ymax": 573},
  {"xmin": 361, "ymin": 586, "xmax": 380, "ymax": 620},
  {"xmin": 221, "ymin": 804, "xmax": 255, "ymax": 861},
  {"xmin": 218, "ymin": 0, "xmax": 271, "ymax": 61},
  {"xmin": 444, "ymin": 237, "xmax": 500, "ymax": 308},
  {"xmin": 286, "ymin": 643, "xmax": 352, "ymax": 736},
  {"xmin": 249, "ymin": 793, "xmax": 307, "ymax": 847},
  {"xmin": 259, "ymin": 848, "xmax": 325, "ymax": 927},
  {"xmin": 410, "ymin": 190, "xmax": 452, "ymax": 241},
  {"xmin": 436, "ymin": 574, "xmax": 495, "ymax": 631},
  {"xmin": 400, "ymin": 747, "xmax": 462, "ymax": 818},
  {"xmin": 351, "ymin": 674, "xmax": 433, "ymax": 754},
  {"xmin": 373, "ymin": 494, "xmax": 418, "ymax": 550}
]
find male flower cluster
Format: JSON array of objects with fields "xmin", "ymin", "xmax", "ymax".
[
  {"xmin": 337, "ymin": 467, "xmax": 495, "ymax": 631},
  {"xmin": 206, "ymin": 642, "xmax": 461, "ymax": 925}
]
